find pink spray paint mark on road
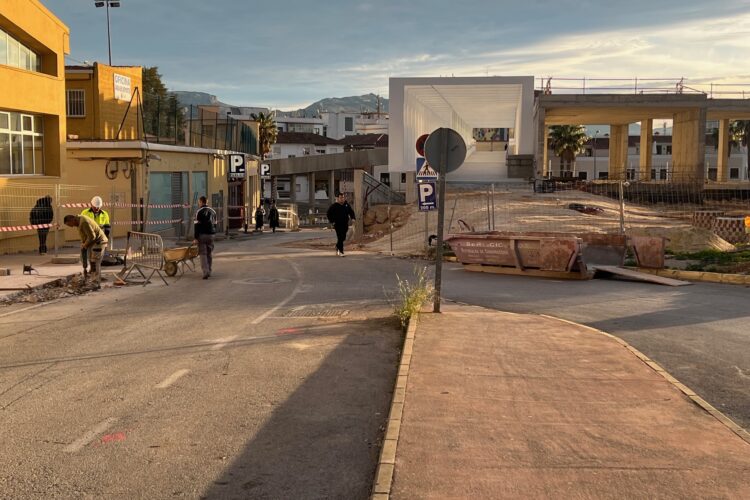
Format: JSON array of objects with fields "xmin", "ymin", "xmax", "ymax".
[
  {"xmin": 276, "ymin": 328, "xmax": 303, "ymax": 336},
  {"xmin": 100, "ymin": 432, "xmax": 127, "ymax": 444}
]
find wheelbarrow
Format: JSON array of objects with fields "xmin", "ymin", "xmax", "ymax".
[{"xmin": 163, "ymin": 244, "xmax": 198, "ymax": 277}]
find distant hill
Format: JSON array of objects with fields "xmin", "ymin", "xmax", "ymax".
[
  {"xmin": 174, "ymin": 91, "xmax": 388, "ymax": 118},
  {"xmin": 172, "ymin": 91, "xmax": 230, "ymax": 108},
  {"xmin": 297, "ymin": 93, "xmax": 388, "ymax": 117}
]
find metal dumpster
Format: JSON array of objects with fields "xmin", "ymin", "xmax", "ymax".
[{"xmin": 445, "ymin": 232, "xmax": 589, "ymax": 279}]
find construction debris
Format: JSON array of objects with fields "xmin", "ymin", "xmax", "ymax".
[{"xmin": 0, "ymin": 273, "xmax": 106, "ymax": 306}]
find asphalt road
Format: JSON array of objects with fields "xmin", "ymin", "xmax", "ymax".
[
  {"xmin": 0, "ymin": 230, "xmax": 417, "ymax": 499},
  {"xmin": 440, "ymin": 263, "xmax": 750, "ymax": 431},
  {"xmin": 2, "ymin": 229, "xmax": 748, "ymax": 498}
]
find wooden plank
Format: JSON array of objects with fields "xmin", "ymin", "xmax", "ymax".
[
  {"xmin": 464, "ymin": 264, "xmax": 593, "ymax": 280},
  {"xmin": 591, "ymin": 265, "xmax": 691, "ymax": 286}
]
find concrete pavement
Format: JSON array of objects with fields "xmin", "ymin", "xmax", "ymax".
[{"xmin": 376, "ymin": 304, "xmax": 750, "ymax": 499}]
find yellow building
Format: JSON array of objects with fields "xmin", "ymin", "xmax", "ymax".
[
  {"xmin": 65, "ymin": 63, "xmax": 142, "ymax": 141},
  {"xmin": 0, "ymin": 0, "xmax": 69, "ymax": 180},
  {"xmin": 0, "ymin": 0, "xmax": 70, "ymax": 253}
]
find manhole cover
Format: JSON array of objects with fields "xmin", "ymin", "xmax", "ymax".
[
  {"xmin": 283, "ymin": 305, "xmax": 350, "ymax": 318},
  {"xmin": 232, "ymin": 277, "xmax": 291, "ymax": 285}
]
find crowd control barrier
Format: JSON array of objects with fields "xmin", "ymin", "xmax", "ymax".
[{"xmin": 121, "ymin": 231, "xmax": 169, "ymax": 286}]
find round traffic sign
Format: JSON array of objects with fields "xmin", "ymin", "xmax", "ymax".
[
  {"xmin": 415, "ymin": 134, "xmax": 429, "ymax": 157},
  {"xmin": 423, "ymin": 128, "xmax": 466, "ymax": 174}
]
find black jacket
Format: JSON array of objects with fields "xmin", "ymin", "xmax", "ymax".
[
  {"xmin": 194, "ymin": 205, "xmax": 216, "ymax": 239},
  {"xmin": 327, "ymin": 202, "xmax": 355, "ymax": 227},
  {"xmin": 30, "ymin": 196, "xmax": 54, "ymax": 225}
]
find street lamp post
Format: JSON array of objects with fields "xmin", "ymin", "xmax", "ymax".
[
  {"xmin": 94, "ymin": 1, "xmax": 120, "ymax": 65},
  {"xmin": 593, "ymin": 130, "xmax": 599, "ymax": 180}
]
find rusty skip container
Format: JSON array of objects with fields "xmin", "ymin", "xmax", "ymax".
[{"xmin": 445, "ymin": 232, "xmax": 585, "ymax": 274}]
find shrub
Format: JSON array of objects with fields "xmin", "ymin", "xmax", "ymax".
[{"xmin": 391, "ymin": 266, "xmax": 434, "ymax": 331}]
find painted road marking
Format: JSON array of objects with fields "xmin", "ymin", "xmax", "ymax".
[
  {"xmin": 251, "ymin": 260, "xmax": 303, "ymax": 325},
  {"xmin": 64, "ymin": 417, "xmax": 118, "ymax": 453},
  {"xmin": 210, "ymin": 336, "xmax": 238, "ymax": 350},
  {"xmin": 155, "ymin": 369, "xmax": 190, "ymax": 389}
]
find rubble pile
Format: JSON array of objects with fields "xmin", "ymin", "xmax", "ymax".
[{"xmin": 0, "ymin": 274, "xmax": 104, "ymax": 306}]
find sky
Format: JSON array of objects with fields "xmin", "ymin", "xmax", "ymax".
[{"xmin": 43, "ymin": 0, "xmax": 750, "ymax": 110}]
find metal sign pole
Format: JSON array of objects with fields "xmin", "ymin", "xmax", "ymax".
[{"xmin": 434, "ymin": 129, "xmax": 447, "ymax": 313}]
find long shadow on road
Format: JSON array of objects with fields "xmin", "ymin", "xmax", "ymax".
[{"xmin": 201, "ymin": 316, "xmax": 403, "ymax": 500}]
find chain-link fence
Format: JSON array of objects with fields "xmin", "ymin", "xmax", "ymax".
[
  {"xmin": 184, "ymin": 105, "xmax": 258, "ymax": 154},
  {"xmin": 359, "ymin": 180, "xmax": 750, "ymax": 259},
  {"xmin": 0, "ymin": 182, "xmax": 194, "ymax": 255}
]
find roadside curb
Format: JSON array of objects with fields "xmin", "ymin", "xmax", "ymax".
[
  {"xmin": 371, "ymin": 315, "xmax": 418, "ymax": 499},
  {"xmin": 540, "ymin": 314, "xmax": 750, "ymax": 446},
  {"xmin": 635, "ymin": 267, "xmax": 750, "ymax": 286}
]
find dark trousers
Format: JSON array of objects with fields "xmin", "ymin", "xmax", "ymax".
[
  {"xmin": 36, "ymin": 228, "xmax": 49, "ymax": 253},
  {"xmin": 334, "ymin": 224, "xmax": 348, "ymax": 253},
  {"xmin": 198, "ymin": 234, "xmax": 214, "ymax": 277}
]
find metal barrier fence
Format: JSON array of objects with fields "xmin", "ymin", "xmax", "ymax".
[
  {"xmin": 537, "ymin": 76, "xmax": 750, "ymax": 98},
  {"xmin": 121, "ymin": 231, "xmax": 168, "ymax": 286},
  {"xmin": 359, "ymin": 180, "xmax": 750, "ymax": 257}
]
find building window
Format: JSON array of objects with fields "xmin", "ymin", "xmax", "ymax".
[
  {"xmin": 303, "ymin": 147, "xmax": 311, "ymax": 155},
  {"xmin": 660, "ymin": 169, "xmax": 668, "ymax": 180},
  {"xmin": 651, "ymin": 169, "xmax": 656, "ymax": 180},
  {"xmin": 0, "ymin": 29, "xmax": 42, "ymax": 72},
  {"xmin": 0, "ymin": 111, "xmax": 44, "ymax": 175},
  {"xmin": 380, "ymin": 173, "xmax": 390, "ymax": 186},
  {"xmin": 315, "ymin": 148, "xmax": 325, "ymax": 154},
  {"xmin": 345, "ymin": 117, "xmax": 353, "ymax": 132},
  {"xmin": 666, "ymin": 145, "xmax": 672, "ymax": 155},
  {"xmin": 401, "ymin": 173, "xmax": 407, "ymax": 183},
  {"xmin": 730, "ymin": 168, "xmax": 740, "ymax": 180},
  {"xmin": 66, "ymin": 89, "xmax": 86, "ymax": 117}
]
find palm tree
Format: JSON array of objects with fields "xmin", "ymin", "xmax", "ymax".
[
  {"xmin": 733, "ymin": 120, "xmax": 750, "ymax": 180},
  {"xmin": 250, "ymin": 111, "xmax": 278, "ymax": 160},
  {"xmin": 548, "ymin": 125, "xmax": 589, "ymax": 176},
  {"xmin": 710, "ymin": 122, "xmax": 741, "ymax": 157}
]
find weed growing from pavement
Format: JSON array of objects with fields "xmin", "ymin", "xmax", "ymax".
[{"xmin": 390, "ymin": 266, "xmax": 434, "ymax": 331}]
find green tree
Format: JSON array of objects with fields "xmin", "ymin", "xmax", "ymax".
[
  {"xmin": 251, "ymin": 111, "xmax": 278, "ymax": 159},
  {"xmin": 142, "ymin": 67, "xmax": 184, "ymax": 142},
  {"xmin": 710, "ymin": 122, "xmax": 742, "ymax": 157},
  {"xmin": 548, "ymin": 125, "xmax": 589, "ymax": 173}
]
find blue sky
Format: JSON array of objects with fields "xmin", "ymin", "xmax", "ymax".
[{"xmin": 43, "ymin": 0, "xmax": 750, "ymax": 110}]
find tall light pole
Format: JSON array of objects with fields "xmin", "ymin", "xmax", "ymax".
[
  {"xmin": 94, "ymin": 1, "xmax": 120, "ymax": 65},
  {"xmin": 593, "ymin": 129, "xmax": 599, "ymax": 179}
]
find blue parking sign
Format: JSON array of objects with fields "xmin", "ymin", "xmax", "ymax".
[{"xmin": 418, "ymin": 181, "xmax": 437, "ymax": 211}]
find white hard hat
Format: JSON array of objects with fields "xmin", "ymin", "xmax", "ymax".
[{"xmin": 91, "ymin": 196, "xmax": 103, "ymax": 209}]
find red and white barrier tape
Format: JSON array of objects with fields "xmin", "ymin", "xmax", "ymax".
[
  {"xmin": 112, "ymin": 219, "xmax": 184, "ymax": 225},
  {"xmin": 0, "ymin": 223, "xmax": 55, "ymax": 233},
  {"xmin": 60, "ymin": 202, "xmax": 190, "ymax": 209}
]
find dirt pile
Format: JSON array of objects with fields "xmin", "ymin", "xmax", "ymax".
[{"xmin": 627, "ymin": 226, "xmax": 736, "ymax": 253}]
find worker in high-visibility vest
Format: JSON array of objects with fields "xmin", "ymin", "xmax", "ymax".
[
  {"xmin": 80, "ymin": 196, "xmax": 111, "ymax": 276},
  {"xmin": 81, "ymin": 196, "xmax": 111, "ymax": 237}
]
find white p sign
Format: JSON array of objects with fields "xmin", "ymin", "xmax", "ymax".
[
  {"xmin": 228, "ymin": 154, "xmax": 246, "ymax": 179},
  {"xmin": 418, "ymin": 181, "xmax": 437, "ymax": 211},
  {"xmin": 260, "ymin": 163, "xmax": 271, "ymax": 177}
]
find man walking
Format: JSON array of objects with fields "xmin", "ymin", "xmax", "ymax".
[
  {"xmin": 63, "ymin": 214, "xmax": 108, "ymax": 287},
  {"xmin": 193, "ymin": 196, "xmax": 216, "ymax": 279},
  {"xmin": 327, "ymin": 191, "xmax": 356, "ymax": 256}
]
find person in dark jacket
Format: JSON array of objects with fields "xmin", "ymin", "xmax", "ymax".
[
  {"xmin": 29, "ymin": 195, "xmax": 54, "ymax": 255},
  {"xmin": 254, "ymin": 204, "xmax": 265, "ymax": 231},
  {"xmin": 327, "ymin": 192, "xmax": 356, "ymax": 256},
  {"xmin": 268, "ymin": 202, "xmax": 280, "ymax": 233},
  {"xmin": 193, "ymin": 196, "xmax": 216, "ymax": 279}
]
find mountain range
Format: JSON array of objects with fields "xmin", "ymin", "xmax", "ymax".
[{"xmin": 173, "ymin": 91, "xmax": 388, "ymax": 117}]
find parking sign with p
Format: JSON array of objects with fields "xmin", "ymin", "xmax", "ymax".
[{"xmin": 418, "ymin": 181, "xmax": 437, "ymax": 211}]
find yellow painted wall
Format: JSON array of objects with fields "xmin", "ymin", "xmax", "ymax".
[
  {"xmin": 0, "ymin": 0, "xmax": 69, "ymax": 178},
  {"xmin": 64, "ymin": 63, "xmax": 142, "ymax": 141}
]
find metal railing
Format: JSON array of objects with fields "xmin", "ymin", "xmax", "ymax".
[{"xmin": 538, "ymin": 77, "xmax": 750, "ymax": 98}]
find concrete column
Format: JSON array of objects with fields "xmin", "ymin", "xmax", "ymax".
[
  {"xmin": 534, "ymin": 106, "xmax": 546, "ymax": 178},
  {"xmin": 290, "ymin": 174, "xmax": 297, "ymax": 203},
  {"xmin": 672, "ymin": 108, "xmax": 706, "ymax": 181},
  {"xmin": 308, "ymin": 172, "xmax": 316, "ymax": 213},
  {"xmin": 608, "ymin": 124, "xmax": 629, "ymax": 180},
  {"xmin": 353, "ymin": 169, "xmax": 364, "ymax": 237},
  {"xmin": 329, "ymin": 170, "xmax": 336, "ymax": 204},
  {"xmin": 639, "ymin": 119, "xmax": 653, "ymax": 181},
  {"xmin": 717, "ymin": 118, "xmax": 730, "ymax": 182},
  {"xmin": 405, "ymin": 171, "xmax": 416, "ymax": 204},
  {"xmin": 542, "ymin": 127, "xmax": 550, "ymax": 177}
]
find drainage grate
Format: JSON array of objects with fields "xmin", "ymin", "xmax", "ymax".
[{"xmin": 282, "ymin": 305, "xmax": 350, "ymax": 318}]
